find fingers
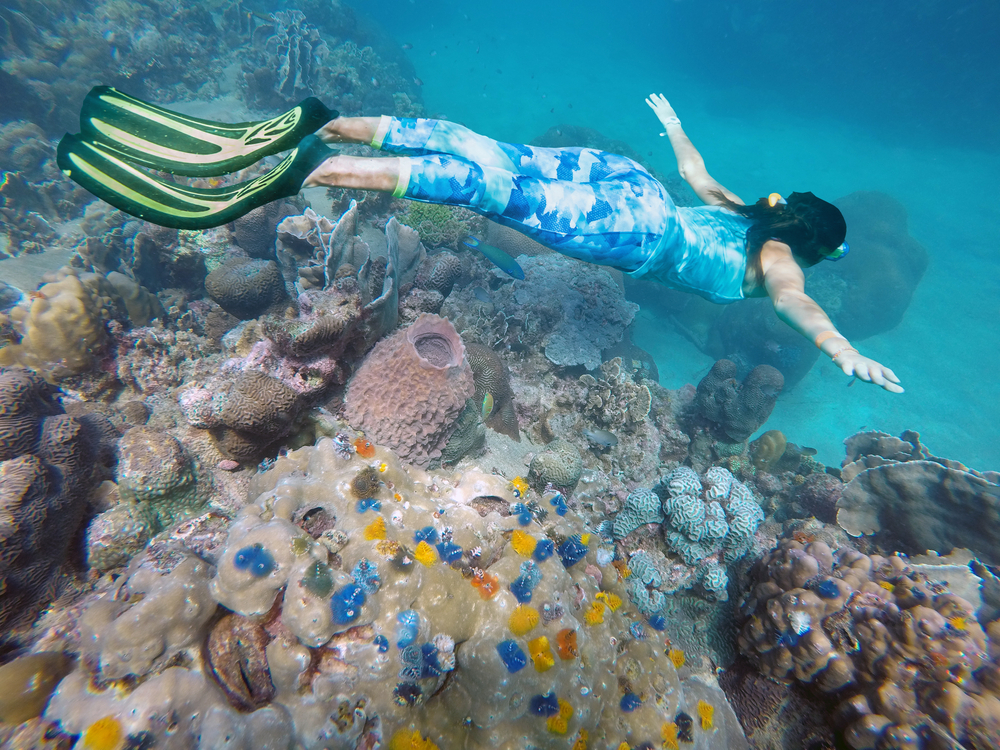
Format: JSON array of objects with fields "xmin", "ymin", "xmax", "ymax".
[{"xmin": 883, "ymin": 381, "xmax": 905, "ymax": 394}]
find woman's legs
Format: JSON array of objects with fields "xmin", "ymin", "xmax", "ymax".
[{"xmin": 306, "ymin": 116, "xmax": 670, "ymax": 271}]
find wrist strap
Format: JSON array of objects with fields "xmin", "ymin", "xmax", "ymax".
[
  {"xmin": 660, "ymin": 116, "xmax": 680, "ymax": 127},
  {"xmin": 814, "ymin": 330, "xmax": 842, "ymax": 349},
  {"xmin": 830, "ymin": 345, "xmax": 859, "ymax": 361}
]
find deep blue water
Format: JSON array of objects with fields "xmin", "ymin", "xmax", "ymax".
[{"xmin": 352, "ymin": 0, "xmax": 1000, "ymax": 469}]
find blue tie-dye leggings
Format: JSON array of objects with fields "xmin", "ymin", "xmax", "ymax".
[{"xmin": 371, "ymin": 116, "xmax": 672, "ymax": 271}]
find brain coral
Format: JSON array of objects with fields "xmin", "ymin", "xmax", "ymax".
[
  {"xmin": 464, "ymin": 341, "xmax": 519, "ymax": 441},
  {"xmin": 0, "ymin": 367, "xmax": 92, "ymax": 630},
  {"xmin": 739, "ymin": 538, "xmax": 1000, "ymax": 750},
  {"xmin": 204, "ymin": 258, "xmax": 288, "ymax": 320},
  {"xmin": 345, "ymin": 314, "xmax": 474, "ymax": 466},
  {"xmin": 528, "ymin": 438, "xmax": 583, "ymax": 491},
  {"xmin": 180, "ymin": 370, "xmax": 304, "ymax": 462},
  {"xmin": 695, "ymin": 359, "xmax": 784, "ymax": 442}
]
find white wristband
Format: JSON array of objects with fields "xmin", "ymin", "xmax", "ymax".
[{"xmin": 659, "ymin": 116, "xmax": 680, "ymax": 135}]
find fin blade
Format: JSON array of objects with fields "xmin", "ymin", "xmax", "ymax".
[
  {"xmin": 78, "ymin": 86, "xmax": 336, "ymax": 177},
  {"xmin": 58, "ymin": 133, "xmax": 333, "ymax": 230}
]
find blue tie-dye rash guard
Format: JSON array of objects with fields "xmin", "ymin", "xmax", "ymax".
[{"xmin": 372, "ymin": 116, "xmax": 754, "ymax": 304}]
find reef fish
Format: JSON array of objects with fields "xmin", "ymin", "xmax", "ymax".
[
  {"xmin": 481, "ymin": 392, "xmax": 495, "ymax": 420},
  {"xmin": 583, "ymin": 428, "xmax": 618, "ymax": 448},
  {"xmin": 461, "ymin": 235, "xmax": 525, "ymax": 280},
  {"xmin": 472, "ymin": 286, "xmax": 491, "ymax": 303}
]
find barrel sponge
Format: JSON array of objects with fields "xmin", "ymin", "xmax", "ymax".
[
  {"xmin": 528, "ymin": 438, "xmax": 583, "ymax": 491},
  {"xmin": 0, "ymin": 272, "xmax": 109, "ymax": 379},
  {"xmin": 739, "ymin": 538, "xmax": 1000, "ymax": 748},
  {"xmin": 204, "ymin": 258, "xmax": 288, "ymax": 320},
  {"xmin": 345, "ymin": 313, "xmax": 474, "ymax": 466}
]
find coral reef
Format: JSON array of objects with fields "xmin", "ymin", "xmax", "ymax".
[
  {"xmin": 0, "ymin": 269, "xmax": 110, "ymax": 379},
  {"xmin": 0, "ymin": 367, "xmax": 93, "ymax": 631},
  {"xmin": 180, "ymin": 369, "xmax": 305, "ymax": 462},
  {"xmin": 739, "ymin": 537, "xmax": 1000, "ymax": 749},
  {"xmin": 204, "ymin": 257, "xmax": 289, "ymax": 320},
  {"xmin": 579, "ymin": 356, "xmax": 652, "ymax": 430},
  {"xmin": 450, "ymin": 254, "xmax": 638, "ymax": 370},
  {"xmin": 836, "ymin": 430, "xmax": 1000, "ymax": 564},
  {"xmin": 694, "ymin": 359, "xmax": 784, "ymax": 442},
  {"xmin": 239, "ymin": 7, "xmax": 422, "ymax": 116},
  {"xmin": 465, "ymin": 341, "xmax": 520, "ymax": 441},
  {"xmin": 528, "ymin": 438, "xmax": 583, "ymax": 491},
  {"xmin": 41, "ymin": 436, "xmax": 745, "ymax": 749},
  {"xmin": 707, "ymin": 298, "xmax": 821, "ymax": 388},
  {"xmin": 396, "ymin": 202, "xmax": 484, "ymax": 250},
  {"xmin": 86, "ymin": 427, "xmax": 210, "ymax": 570},
  {"xmin": 345, "ymin": 314, "xmax": 473, "ymax": 466},
  {"xmin": 614, "ymin": 467, "xmax": 764, "ymax": 603}
]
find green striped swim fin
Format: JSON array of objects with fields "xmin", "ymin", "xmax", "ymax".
[
  {"xmin": 56, "ymin": 133, "xmax": 334, "ymax": 230},
  {"xmin": 78, "ymin": 86, "xmax": 337, "ymax": 177}
]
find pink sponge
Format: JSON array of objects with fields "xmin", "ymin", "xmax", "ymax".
[{"xmin": 345, "ymin": 314, "xmax": 473, "ymax": 466}]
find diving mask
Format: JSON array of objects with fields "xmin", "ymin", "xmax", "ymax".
[{"xmin": 825, "ymin": 242, "xmax": 850, "ymax": 261}]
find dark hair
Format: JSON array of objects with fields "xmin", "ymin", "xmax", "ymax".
[{"xmin": 711, "ymin": 191, "xmax": 847, "ymax": 267}]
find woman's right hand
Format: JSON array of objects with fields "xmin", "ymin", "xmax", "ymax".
[{"xmin": 645, "ymin": 93, "xmax": 680, "ymax": 132}]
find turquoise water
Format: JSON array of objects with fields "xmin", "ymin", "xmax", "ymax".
[{"xmin": 367, "ymin": 0, "xmax": 1000, "ymax": 469}]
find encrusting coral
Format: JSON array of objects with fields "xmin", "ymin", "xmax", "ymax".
[
  {"xmin": 345, "ymin": 314, "xmax": 474, "ymax": 467},
  {"xmin": 836, "ymin": 429, "xmax": 1000, "ymax": 564},
  {"xmin": 42, "ymin": 436, "xmax": 743, "ymax": 750},
  {"xmin": 739, "ymin": 537, "xmax": 1000, "ymax": 749}
]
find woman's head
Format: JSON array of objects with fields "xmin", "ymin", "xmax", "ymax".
[{"xmin": 715, "ymin": 191, "xmax": 848, "ymax": 267}]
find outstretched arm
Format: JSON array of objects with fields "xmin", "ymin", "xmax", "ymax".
[
  {"xmin": 761, "ymin": 241, "xmax": 904, "ymax": 393},
  {"xmin": 646, "ymin": 93, "xmax": 742, "ymax": 207}
]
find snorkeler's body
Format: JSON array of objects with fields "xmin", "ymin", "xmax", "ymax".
[
  {"xmin": 305, "ymin": 105, "xmax": 901, "ymax": 393},
  {"xmin": 57, "ymin": 88, "xmax": 901, "ymax": 392}
]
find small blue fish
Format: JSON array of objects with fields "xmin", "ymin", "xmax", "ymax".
[
  {"xmin": 472, "ymin": 286, "xmax": 491, "ymax": 303},
  {"xmin": 461, "ymin": 235, "xmax": 525, "ymax": 280}
]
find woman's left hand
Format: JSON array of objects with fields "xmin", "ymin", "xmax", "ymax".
[{"xmin": 833, "ymin": 350, "xmax": 904, "ymax": 393}]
